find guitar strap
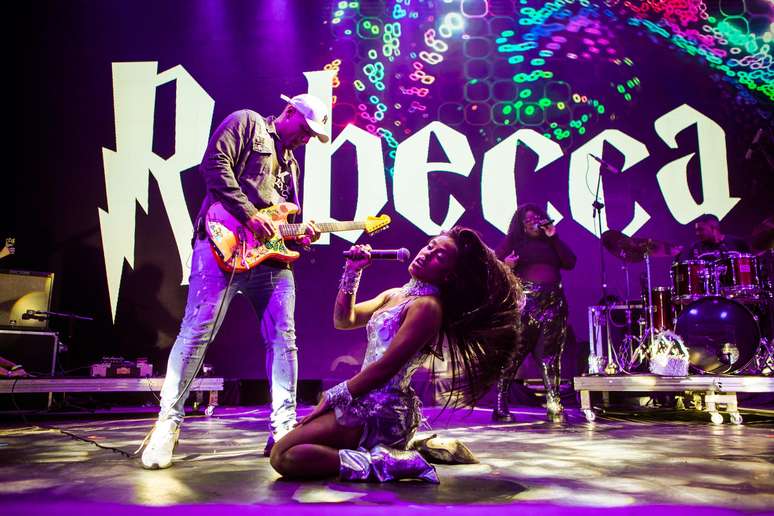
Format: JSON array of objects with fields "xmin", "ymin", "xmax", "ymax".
[
  {"xmin": 272, "ymin": 148, "xmax": 301, "ymax": 225},
  {"xmin": 287, "ymin": 155, "xmax": 301, "ymax": 223}
]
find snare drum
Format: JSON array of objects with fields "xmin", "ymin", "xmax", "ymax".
[
  {"xmin": 717, "ymin": 252, "xmax": 760, "ymax": 299},
  {"xmin": 671, "ymin": 259, "xmax": 712, "ymax": 303}
]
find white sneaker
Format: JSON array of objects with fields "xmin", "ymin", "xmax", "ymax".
[{"xmin": 140, "ymin": 419, "xmax": 180, "ymax": 470}]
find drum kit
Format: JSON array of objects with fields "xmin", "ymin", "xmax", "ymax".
[{"xmin": 590, "ymin": 222, "xmax": 774, "ymax": 377}]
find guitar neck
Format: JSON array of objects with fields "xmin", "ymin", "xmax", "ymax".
[{"xmin": 279, "ymin": 221, "xmax": 368, "ymax": 237}]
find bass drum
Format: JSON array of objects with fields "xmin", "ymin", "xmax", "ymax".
[{"xmin": 674, "ymin": 296, "xmax": 760, "ymax": 374}]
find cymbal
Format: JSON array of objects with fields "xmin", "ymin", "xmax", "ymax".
[
  {"xmin": 601, "ymin": 230, "xmax": 682, "ymax": 262},
  {"xmin": 751, "ymin": 215, "xmax": 774, "ymax": 251},
  {"xmin": 601, "ymin": 230, "xmax": 645, "ymax": 262},
  {"xmin": 631, "ymin": 236, "xmax": 683, "ymax": 258}
]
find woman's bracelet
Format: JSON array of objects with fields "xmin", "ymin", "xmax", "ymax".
[
  {"xmin": 338, "ymin": 265, "xmax": 362, "ymax": 295},
  {"xmin": 323, "ymin": 380, "xmax": 353, "ymax": 408}
]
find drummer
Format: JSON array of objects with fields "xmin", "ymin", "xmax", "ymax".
[{"xmin": 676, "ymin": 214, "xmax": 750, "ymax": 261}]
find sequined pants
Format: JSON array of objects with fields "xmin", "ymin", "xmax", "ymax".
[{"xmin": 507, "ymin": 280, "xmax": 568, "ymax": 397}]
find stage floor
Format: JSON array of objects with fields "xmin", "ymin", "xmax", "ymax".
[{"xmin": 1, "ymin": 404, "xmax": 772, "ymax": 515}]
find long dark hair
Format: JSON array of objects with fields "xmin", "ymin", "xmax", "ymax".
[
  {"xmin": 437, "ymin": 226, "xmax": 526, "ymax": 406},
  {"xmin": 498, "ymin": 203, "xmax": 550, "ymax": 257}
]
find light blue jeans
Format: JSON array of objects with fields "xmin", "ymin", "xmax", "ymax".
[{"xmin": 158, "ymin": 237, "xmax": 298, "ymax": 437}]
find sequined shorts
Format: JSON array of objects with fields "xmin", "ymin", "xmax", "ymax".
[{"xmin": 335, "ymin": 387, "xmax": 422, "ymax": 450}]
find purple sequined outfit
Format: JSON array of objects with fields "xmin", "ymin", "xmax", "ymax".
[{"xmin": 334, "ymin": 299, "xmax": 429, "ymax": 450}]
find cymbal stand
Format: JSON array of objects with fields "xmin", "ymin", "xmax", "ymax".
[
  {"xmin": 622, "ymin": 259, "xmax": 632, "ymax": 303},
  {"xmin": 620, "ymin": 304, "xmax": 638, "ymax": 372},
  {"xmin": 645, "ymin": 252, "xmax": 655, "ymax": 348},
  {"xmin": 629, "ymin": 252, "xmax": 655, "ymax": 369},
  {"xmin": 592, "ymin": 160, "xmax": 616, "ymax": 374},
  {"xmin": 604, "ymin": 309, "xmax": 618, "ymax": 375},
  {"xmin": 616, "ymin": 259, "xmax": 639, "ymax": 373},
  {"xmin": 624, "ymin": 261, "xmax": 644, "ymax": 371}
]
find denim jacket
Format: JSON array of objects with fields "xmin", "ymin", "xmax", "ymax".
[{"xmin": 195, "ymin": 109, "xmax": 300, "ymax": 231}]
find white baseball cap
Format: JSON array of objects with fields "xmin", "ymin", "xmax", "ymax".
[{"xmin": 280, "ymin": 93, "xmax": 330, "ymax": 143}]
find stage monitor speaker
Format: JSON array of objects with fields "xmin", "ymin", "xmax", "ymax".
[{"xmin": 0, "ymin": 270, "xmax": 54, "ymax": 329}]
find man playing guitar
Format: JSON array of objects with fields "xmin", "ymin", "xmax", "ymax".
[{"xmin": 140, "ymin": 93, "xmax": 329, "ymax": 469}]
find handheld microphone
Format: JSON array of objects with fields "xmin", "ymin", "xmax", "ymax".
[
  {"xmin": 343, "ymin": 248, "xmax": 411, "ymax": 262},
  {"xmin": 589, "ymin": 154, "xmax": 621, "ymax": 174},
  {"xmin": 538, "ymin": 219, "xmax": 555, "ymax": 228}
]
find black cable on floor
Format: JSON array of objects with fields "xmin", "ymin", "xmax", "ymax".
[{"xmin": 9, "ymin": 377, "xmax": 135, "ymax": 459}]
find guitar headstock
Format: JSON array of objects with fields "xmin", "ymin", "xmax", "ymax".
[{"xmin": 364, "ymin": 215, "xmax": 391, "ymax": 235}]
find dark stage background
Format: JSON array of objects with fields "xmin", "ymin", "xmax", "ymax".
[{"xmin": 7, "ymin": 0, "xmax": 773, "ymax": 382}]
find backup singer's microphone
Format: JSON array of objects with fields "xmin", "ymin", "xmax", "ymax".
[
  {"xmin": 343, "ymin": 248, "xmax": 411, "ymax": 262},
  {"xmin": 589, "ymin": 153, "xmax": 621, "ymax": 174}
]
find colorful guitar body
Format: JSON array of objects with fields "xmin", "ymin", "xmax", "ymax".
[{"xmin": 205, "ymin": 202, "xmax": 390, "ymax": 273}]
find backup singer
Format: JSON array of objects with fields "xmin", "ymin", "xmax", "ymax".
[
  {"xmin": 140, "ymin": 93, "xmax": 327, "ymax": 469},
  {"xmin": 270, "ymin": 227, "xmax": 525, "ymax": 482},
  {"xmin": 494, "ymin": 203, "xmax": 576, "ymax": 421}
]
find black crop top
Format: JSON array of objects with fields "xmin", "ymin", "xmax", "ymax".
[{"xmin": 497, "ymin": 235, "xmax": 577, "ymax": 273}]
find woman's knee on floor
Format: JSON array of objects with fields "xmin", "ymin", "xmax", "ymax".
[{"xmin": 270, "ymin": 444, "xmax": 305, "ymax": 477}]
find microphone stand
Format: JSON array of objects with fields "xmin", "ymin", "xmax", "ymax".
[
  {"xmin": 24, "ymin": 310, "xmax": 93, "ymax": 323},
  {"xmin": 23, "ymin": 309, "xmax": 94, "ymax": 362},
  {"xmin": 591, "ymin": 165, "xmax": 617, "ymax": 375},
  {"xmin": 22, "ymin": 310, "xmax": 95, "ymax": 412}
]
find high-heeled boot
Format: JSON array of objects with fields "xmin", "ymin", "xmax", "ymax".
[
  {"xmin": 540, "ymin": 359, "xmax": 564, "ymax": 420},
  {"xmin": 338, "ymin": 444, "xmax": 439, "ymax": 483},
  {"xmin": 492, "ymin": 376, "xmax": 515, "ymax": 422},
  {"xmin": 410, "ymin": 433, "xmax": 479, "ymax": 464}
]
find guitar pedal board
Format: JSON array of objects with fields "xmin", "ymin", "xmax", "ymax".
[{"xmin": 90, "ymin": 357, "xmax": 153, "ymax": 378}]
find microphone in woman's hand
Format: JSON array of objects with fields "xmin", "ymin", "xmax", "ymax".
[{"xmin": 343, "ymin": 248, "xmax": 411, "ymax": 262}]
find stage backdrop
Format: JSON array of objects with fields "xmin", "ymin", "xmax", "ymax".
[{"xmin": 9, "ymin": 0, "xmax": 773, "ymax": 380}]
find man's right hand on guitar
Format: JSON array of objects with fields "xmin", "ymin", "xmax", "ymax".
[{"xmin": 246, "ymin": 212, "xmax": 276, "ymax": 242}]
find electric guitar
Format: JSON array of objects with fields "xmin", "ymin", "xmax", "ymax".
[{"xmin": 205, "ymin": 202, "xmax": 390, "ymax": 272}]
